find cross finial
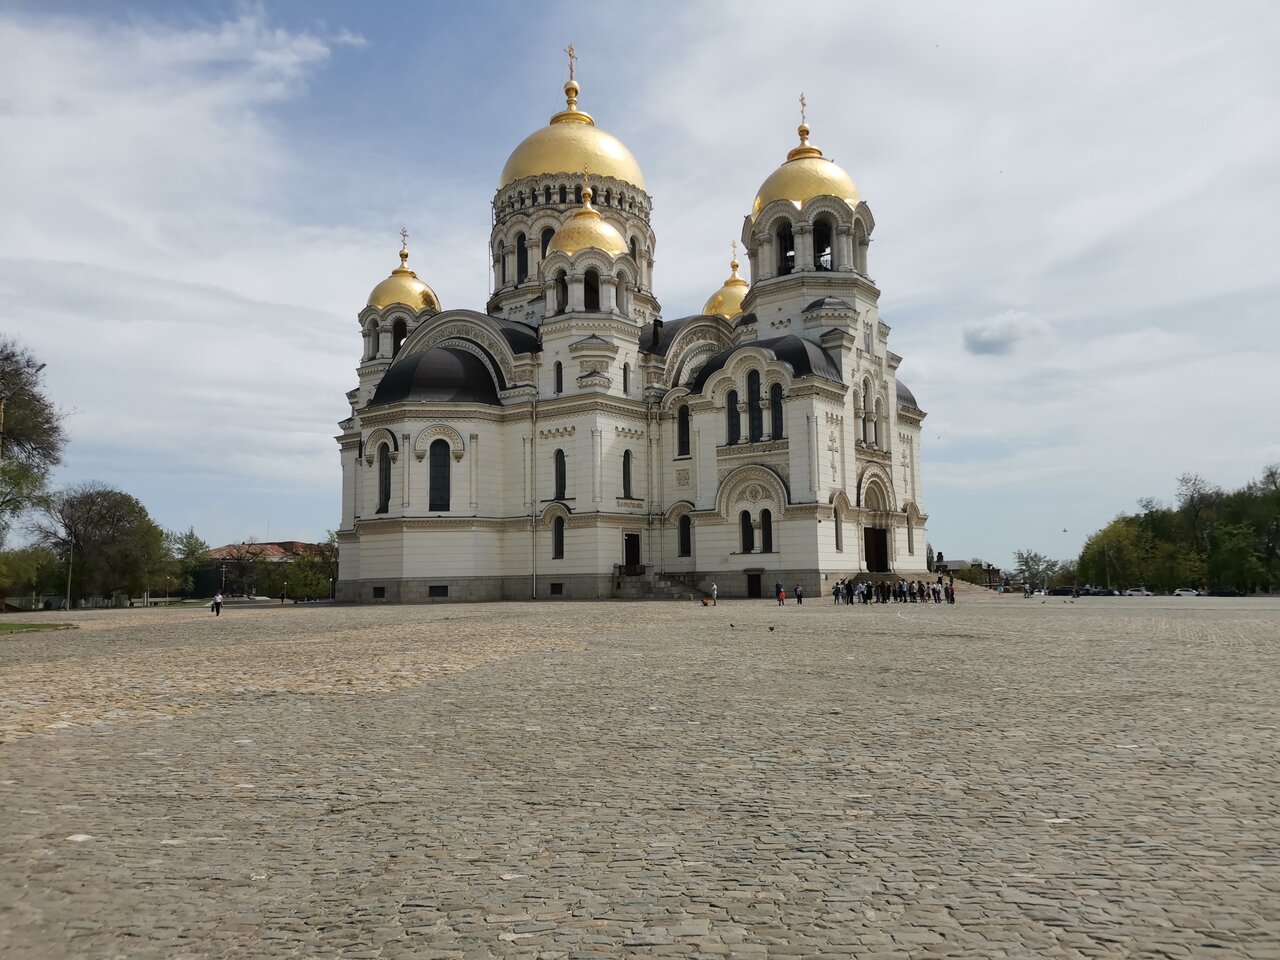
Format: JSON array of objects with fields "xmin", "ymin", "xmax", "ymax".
[
  {"xmin": 399, "ymin": 226, "xmax": 409, "ymax": 250},
  {"xmin": 731, "ymin": 239, "xmax": 738, "ymax": 260},
  {"xmin": 565, "ymin": 42, "xmax": 577, "ymax": 81},
  {"xmin": 799, "ymin": 92, "xmax": 807, "ymax": 124}
]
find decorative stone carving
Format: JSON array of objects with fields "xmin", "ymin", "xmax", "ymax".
[
  {"xmin": 675, "ymin": 468, "xmax": 690, "ymax": 487},
  {"xmin": 413, "ymin": 424, "xmax": 466, "ymax": 462}
]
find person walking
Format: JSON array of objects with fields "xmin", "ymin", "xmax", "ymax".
[
  {"xmin": 212, "ymin": 592, "xmax": 223, "ymax": 617},
  {"xmin": 710, "ymin": 582, "xmax": 718, "ymax": 606},
  {"xmin": 774, "ymin": 579, "xmax": 783, "ymax": 604},
  {"xmin": 794, "ymin": 583, "xmax": 804, "ymax": 605}
]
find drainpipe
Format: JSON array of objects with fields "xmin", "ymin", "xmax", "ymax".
[{"xmin": 530, "ymin": 394, "xmax": 538, "ymax": 600}]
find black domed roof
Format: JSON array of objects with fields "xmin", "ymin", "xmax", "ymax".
[
  {"xmin": 690, "ymin": 335, "xmax": 843, "ymax": 393},
  {"xmin": 369, "ymin": 346, "xmax": 501, "ymax": 407},
  {"xmin": 896, "ymin": 380, "xmax": 920, "ymax": 409},
  {"xmin": 802, "ymin": 296, "xmax": 853, "ymax": 313}
]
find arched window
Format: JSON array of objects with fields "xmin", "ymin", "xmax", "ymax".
[
  {"xmin": 678, "ymin": 514, "xmax": 692, "ymax": 557},
  {"xmin": 574, "ymin": 185, "xmax": 583, "ymax": 204},
  {"xmin": 760, "ymin": 509, "xmax": 774, "ymax": 553},
  {"xmin": 872, "ymin": 398, "xmax": 882, "ymax": 447},
  {"xmin": 614, "ymin": 272, "xmax": 624, "ymax": 310},
  {"xmin": 376, "ymin": 443, "xmax": 391, "ymax": 514},
  {"xmin": 739, "ymin": 510, "xmax": 754, "ymax": 553},
  {"xmin": 854, "ymin": 220, "xmax": 868, "ymax": 274},
  {"xmin": 515, "ymin": 232, "xmax": 528, "ymax": 283},
  {"xmin": 629, "ymin": 237, "xmax": 639, "ymax": 263},
  {"xmin": 554, "ymin": 270, "xmax": 568, "ymax": 314},
  {"xmin": 907, "ymin": 518, "xmax": 915, "ymax": 555},
  {"xmin": 622, "ymin": 362, "xmax": 630, "ymax": 395},
  {"xmin": 553, "ymin": 516, "xmax": 565, "ymax": 559},
  {"xmin": 554, "ymin": 361, "xmax": 563, "ymax": 394},
  {"xmin": 726, "ymin": 390, "xmax": 740, "ymax": 444},
  {"xmin": 814, "ymin": 218, "xmax": 834, "ymax": 271},
  {"xmin": 541, "ymin": 227, "xmax": 555, "ymax": 259},
  {"xmin": 363, "ymin": 323, "xmax": 376, "ymax": 361},
  {"xmin": 497, "ymin": 242, "xmax": 507, "ymax": 285},
  {"xmin": 747, "ymin": 370, "xmax": 763, "ymax": 442},
  {"xmin": 834, "ymin": 508, "xmax": 843, "ymax": 552},
  {"xmin": 519, "ymin": 192, "xmax": 526, "ymax": 208},
  {"xmin": 676, "ymin": 405, "xmax": 690, "ymax": 457},
  {"xmin": 604, "ymin": 188, "xmax": 612, "ymax": 206},
  {"xmin": 584, "ymin": 269, "xmax": 600, "ymax": 311},
  {"xmin": 622, "ymin": 449, "xmax": 633, "ymax": 498},
  {"xmin": 428, "ymin": 439, "xmax": 450, "ymax": 511},
  {"xmin": 392, "ymin": 319, "xmax": 407, "ymax": 358},
  {"xmin": 775, "ymin": 222, "xmax": 795, "ymax": 275},
  {"xmin": 554, "ymin": 449, "xmax": 567, "ymax": 500},
  {"xmin": 559, "ymin": 185, "xmax": 567, "ymax": 204},
  {"xmin": 770, "ymin": 383, "xmax": 784, "ymax": 438},
  {"xmin": 544, "ymin": 186, "xmax": 552, "ymax": 204}
]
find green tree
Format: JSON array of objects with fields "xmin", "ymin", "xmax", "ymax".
[
  {"xmin": 0, "ymin": 340, "xmax": 65, "ymax": 540},
  {"xmin": 1012, "ymin": 549, "xmax": 1059, "ymax": 589},
  {"xmin": 165, "ymin": 526, "xmax": 210, "ymax": 596},
  {"xmin": 30, "ymin": 483, "xmax": 169, "ymax": 600}
]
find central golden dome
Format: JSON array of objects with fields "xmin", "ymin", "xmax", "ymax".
[
  {"xmin": 499, "ymin": 80, "xmax": 646, "ymax": 191},
  {"xmin": 702, "ymin": 254, "xmax": 749, "ymax": 319},
  {"xmin": 752, "ymin": 123, "xmax": 859, "ymax": 220},
  {"xmin": 547, "ymin": 186, "xmax": 628, "ymax": 257}
]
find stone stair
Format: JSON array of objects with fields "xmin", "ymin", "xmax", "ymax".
[{"xmin": 612, "ymin": 570, "xmax": 707, "ymax": 601}]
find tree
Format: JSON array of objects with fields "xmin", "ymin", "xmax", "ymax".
[
  {"xmin": 0, "ymin": 339, "xmax": 65, "ymax": 541},
  {"xmin": 0, "ymin": 543, "xmax": 59, "ymax": 609},
  {"xmin": 1012, "ymin": 549, "xmax": 1059, "ymax": 589},
  {"xmin": 165, "ymin": 526, "xmax": 210, "ymax": 596},
  {"xmin": 30, "ymin": 482, "xmax": 168, "ymax": 600}
]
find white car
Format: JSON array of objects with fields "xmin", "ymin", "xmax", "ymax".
[
  {"xmin": 1124, "ymin": 587, "xmax": 1154, "ymax": 596},
  {"xmin": 1173, "ymin": 587, "xmax": 1199, "ymax": 597}
]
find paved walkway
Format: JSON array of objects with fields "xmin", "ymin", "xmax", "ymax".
[{"xmin": 2, "ymin": 598, "xmax": 1278, "ymax": 958}]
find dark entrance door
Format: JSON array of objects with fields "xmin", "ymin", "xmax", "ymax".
[
  {"xmin": 623, "ymin": 533, "xmax": 641, "ymax": 568},
  {"xmin": 864, "ymin": 527, "xmax": 890, "ymax": 572},
  {"xmin": 746, "ymin": 573, "xmax": 762, "ymax": 598}
]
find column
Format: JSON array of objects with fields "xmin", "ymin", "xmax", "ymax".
[
  {"xmin": 592, "ymin": 428, "xmax": 602, "ymax": 504},
  {"xmin": 808, "ymin": 415, "xmax": 819, "ymax": 495},
  {"xmin": 795, "ymin": 224, "xmax": 814, "ymax": 271},
  {"xmin": 401, "ymin": 433, "xmax": 411, "ymax": 508},
  {"xmin": 469, "ymin": 433, "xmax": 479, "ymax": 510}
]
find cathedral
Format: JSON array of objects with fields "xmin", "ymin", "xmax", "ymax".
[{"xmin": 335, "ymin": 68, "xmax": 928, "ymax": 602}]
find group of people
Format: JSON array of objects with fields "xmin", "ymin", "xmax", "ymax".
[
  {"xmin": 832, "ymin": 577, "xmax": 956, "ymax": 605},
  {"xmin": 773, "ymin": 580, "xmax": 805, "ymax": 605}
]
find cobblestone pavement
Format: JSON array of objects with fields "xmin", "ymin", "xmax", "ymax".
[{"xmin": 2, "ymin": 597, "xmax": 1278, "ymax": 959}]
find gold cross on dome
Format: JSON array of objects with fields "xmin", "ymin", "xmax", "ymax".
[
  {"xmin": 732, "ymin": 239, "xmax": 738, "ymax": 259},
  {"xmin": 799, "ymin": 92, "xmax": 807, "ymax": 124},
  {"xmin": 399, "ymin": 226, "xmax": 409, "ymax": 250},
  {"xmin": 565, "ymin": 43, "xmax": 577, "ymax": 81}
]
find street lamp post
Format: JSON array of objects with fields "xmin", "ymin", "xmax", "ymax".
[{"xmin": 328, "ymin": 577, "xmax": 333, "ymax": 600}]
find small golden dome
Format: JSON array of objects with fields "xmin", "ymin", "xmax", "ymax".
[
  {"xmin": 702, "ymin": 254, "xmax": 749, "ymax": 319},
  {"xmin": 546, "ymin": 186, "xmax": 629, "ymax": 257},
  {"xmin": 367, "ymin": 246, "xmax": 440, "ymax": 312},
  {"xmin": 499, "ymin": 79, "xmax": 646, "ymax": 191},
  {"xmin": 751, "ymin": 122, "xmax": 859, "ymax": 219}
]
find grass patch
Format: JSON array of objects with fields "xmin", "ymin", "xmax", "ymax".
[{"xmin": 0, "ymin": 621, "xmax": 75, "ymax": 634}]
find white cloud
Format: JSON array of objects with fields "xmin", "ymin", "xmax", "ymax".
[{"xmin": 960, "ymin": 310, "xmax": 1047, "ymax": 356}]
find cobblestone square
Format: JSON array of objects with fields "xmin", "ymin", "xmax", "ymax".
[{"xmin": 2, "ymin": 596, "xmax": 1278, "ymax": 959}]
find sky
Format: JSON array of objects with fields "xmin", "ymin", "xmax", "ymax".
[{"xmin": 2, "ymin": 0, "xmax": 1278, "ymax": 568}]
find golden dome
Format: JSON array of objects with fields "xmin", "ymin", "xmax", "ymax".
[
  {"xmin": 751, "ymin": 123, "xmax": 859, "ymax": 219},
  {"xmin": 499, "ymin": 80, "xmax": 646, "ymax": 191},
  {"xmin": 368, "ymin": 246, "xmax": 440, "ymax": 312},
  {"xmin": 546, "ymin": 186, "xmax": 629, "ymax": 257},
  {"xmin": 702, "ymin": 254, "xmax": 749, "ymax": 319}
]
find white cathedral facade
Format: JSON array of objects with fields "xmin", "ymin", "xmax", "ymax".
[{"xmin": 335, "ymin": 74, "xmax": 928, "ymax": 602}]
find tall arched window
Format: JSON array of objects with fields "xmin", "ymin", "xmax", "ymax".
[
  {"xmin": 726, "ymin": 390, "xmax": 740, "ymax": 444},
  {"xmin": 604, "ymin": 188, "xmax": 612, "ymax": 206},
  {"xmin": 872, "ymin": 398, "xmax": 882, "ymax": 447},
  {"xmin": 515, "ymin": 232, "xmax": 528, "ymax": 283},
  {"xmin": 584, "ymin": 269, "xmax": 600, "ymax": 311},
  {"xmin": 676, "ymin": 405, "xmax": 690, "ymax": 457},
  {"xmin": 554, "ymin": 449, "xmax": 567, "ymax": 500},
  {"xmin": 760, "ymin": 509, "xmax": 774, "ymax": 553},
  {"xmin": 834, "ymin": 508, "xmax": 843, "ymax": 552},
  {"xmin": 428, "ymin": 439, "xmax": 450, "ymax": 511},
  {"xmin": 615, "ymin": 273, "xmax": 624, "ymax": 310},
  {"xmin": 541, "ymin": 227, "xmax": 555, "ymax": 259},
  {"xmin": 559, "ymin": 185, "xmax": 567, "ymax": 204},
  {"xmin": 747, "ymin": 371, "xmax": 763, "ymax": 442},
  {"xmin": 678, "ymin": 514, "xmax": 692, "ymax": 557},
  {"xmin": 770, "ymin": 383, "xmax": 784, "ymax": 439},
  {"xmin": 554, "ymin": 361, "xmax": 564, "ymax": 395},
  {"xmin": 907, "ymin": 519, "xmax": 915, "ymax": 555},
  {"xmin": 739, "ymin": 510, "xmax": 754, "ymax": 553},
  {"xmin": 553, "ymin": 516, "xmax": 565, "ymax": 559},
  {"xmin": 392, "ymin": 319, "xmax": 407, "ymax": 358},
  {"xmin": 554, "ymin": 270, "xmax": 568, "ymax": 314},
  {"xmin": 543, "ymin": 186, "xmax": 552, "ymax": 204},
  {"xmin": 629, "ymin": 237, "xmax": 639, "ymax": 263},
  {"xmin": 622, "ymin": 363, "xmax": 630, "ymax": 395},
  {"xmin": 776, "ymin": 222, "xmax": 795, "ymax": 275},
  {"xmin": 376, "ymin": 443, "xmax": 391, "ymax": 514},
  {"xmin": 497, "ymin": 242, "xmax": 507, "ymax": 285},
  {"xmin": 622, "ymin": 450, "xmax": 633, "ymax": 499},
  {"xmin": 574, "ymin": 184, "xmax": 583, "ymax": 204},
  {"xmin": 854, "ymin": 220, "xmax": 868, "ymax": 274},
  {"xmin": 814, "ymin": 218, "xmax": 834, "ymax": 270}
]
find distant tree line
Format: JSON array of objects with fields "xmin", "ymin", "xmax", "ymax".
[{"xmin": 1077, "ymin": 469, "xmax": 1279, "ymax": 594}]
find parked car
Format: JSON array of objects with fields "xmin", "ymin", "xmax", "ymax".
[
  {"xmin": 1124, "ymin": 587, "xmax": 1154, "ymax": 596},
  {"xmin": 1047, "ymin": 586, "xmax": 1075, "ymax": 596},
  {"xmin": 1208, "ymin": 587, "xmax": 1242, "ymax": 597},
  {"xmin": 1173, "ymin": 587, "xmax": 1199, "ymax": 597},
  {"xmin": 1091, "ymin": 588, "xmax": 1117, "ymax": 596}
]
